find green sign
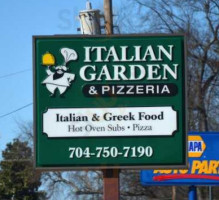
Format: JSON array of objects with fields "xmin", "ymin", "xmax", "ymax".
[{"xmin": 34, "ymin": 35, "xmax": 187, "ymax": 169}]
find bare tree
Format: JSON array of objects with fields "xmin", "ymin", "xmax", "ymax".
[
  {"xmin": 119, "ymin": 0, "xmax": 219, "ymax": 131},
  {"xmin": 117, "ymin": 0, "xmax": 219, "ymax": 199},
  {"xmin": 42, "ymin": 171, "xmax": 103, "ymax": 200},
  {"xmin": 18, "ymin": 122, "xmax": 103, "ymax": 199}
]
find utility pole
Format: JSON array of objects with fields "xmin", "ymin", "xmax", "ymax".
[
  {"xmin": 104, "ymin": 0, "xmax": 113, "ymax": 34},
  {"xmin": 79, "ymin": 1, "xmax": 119, "ymax": 199},
  {"xmin": 102, "ymin": 1, "xmax": 119, "ymax": 200}
]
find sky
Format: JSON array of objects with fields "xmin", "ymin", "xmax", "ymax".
[{"xmin": 0, "ymin": 0, "xmax": 126, "ymax": 159}]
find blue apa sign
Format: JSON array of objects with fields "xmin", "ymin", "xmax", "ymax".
[{"xmin": 141, "ymin": 132, "xmax": 219, "ymax": 186}]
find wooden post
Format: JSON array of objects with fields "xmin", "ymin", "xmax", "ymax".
[
  {"xmin": 104, "ymin": 0, "xmax": 113, "ymax": 34},
  {"xmin": 172, "ymin": 186, "xmax": 176, "ymax": 200},
  {"xmin": 103, "ymin": 169, "xmax": 120, "ymax": 200},
  {"xmin": 103, "ymin": 1, "xmax": 119, "ymax": 200}
]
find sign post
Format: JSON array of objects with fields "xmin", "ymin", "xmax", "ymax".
[
  {"xmin": 103, "ymin": 169, "xmax": 119, "ymax": 200},
  {"xmin": 189, "ymin": 186, "xmax": 197, "ymax": 200},
  {"xmin": 33, "ymin": 2, "xmax": 186, "ymax": 200},
  {"xmin": 102, "ymin": 1, "xmax": 119, "ymax": 200}
]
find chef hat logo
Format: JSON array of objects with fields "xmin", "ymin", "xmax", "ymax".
[
  {"xmin": 61, "ymin": 48, "xmax": 78, "ymax": 66},
  {"xmin": 41, "ymin": 48, "xmax": 77, "ymax": 96}
]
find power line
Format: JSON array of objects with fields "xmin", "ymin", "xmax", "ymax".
[
  {"xmin": 0, "ymin": 69, "xmax": 31, "ymax": 79},
  {"xmin": 0, "ymin": 103, "xmax": 33, "ymax": 119}
]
